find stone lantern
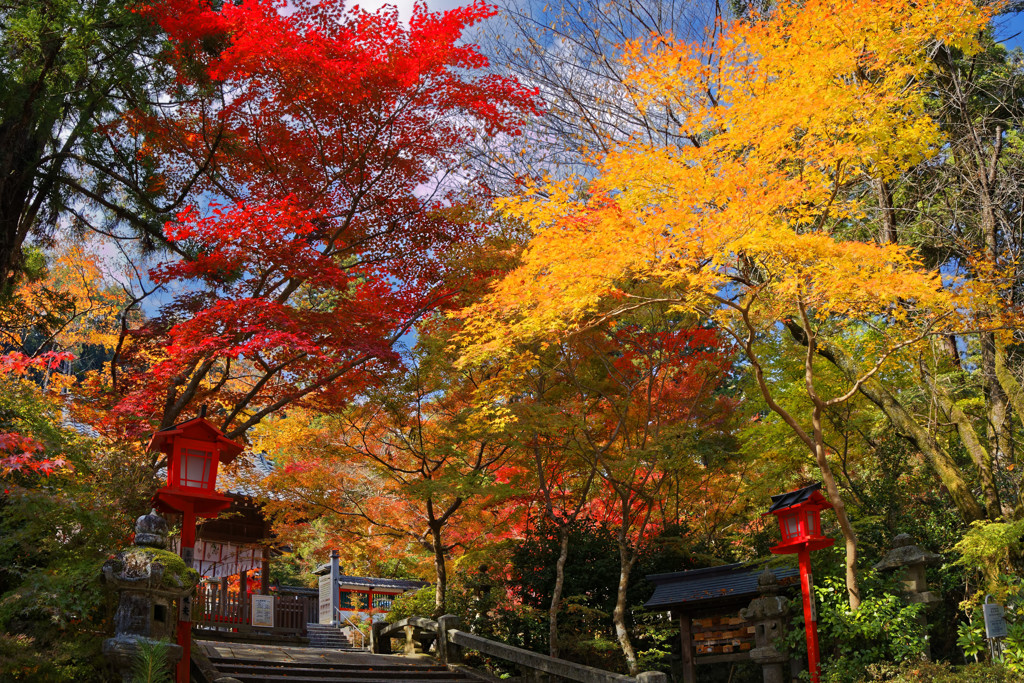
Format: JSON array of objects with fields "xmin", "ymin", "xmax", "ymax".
[
  {"xmin": 874, "ymin": 533, "xmax": 942, "ymax": 658},
  {"xmin": 102, "ymin": 509, "xmax": 199, "ymax": 682},
  {"xmin": 740, "ymin": 570, "xmax": 792, "ymax": 683},
  {"xmin": 874, "ymin": 533, "xmax": 942, "ymax": 604}
]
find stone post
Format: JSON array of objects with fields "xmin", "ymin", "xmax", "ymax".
[
  {"xmin": 437, "ymin": 614, "xmax": 462, "ymax": 665},
  {"xmin": 739, "ymin": 569, "xmax": 792, "ymax": 683},
  {"xmin": 636, "ymin": 673, "xmax": 669, "ymax": 683},
  {"xmin": 874, "ymin": 533, "xmax": 941, "ymax": 658},
  {"xmin": 370, "ymin": 620, "xmax": 392, "ymax": 654},
  {"xmin": 330, "ymin": 549, "xmax": 341, "ymax": 625},
  {"xmin": 404, "ymin": 623, "xmax": 418, "ymax": 654},
  {"xmin": 102, "ymin": 510, "xmax": 200, "ymax": 683}
]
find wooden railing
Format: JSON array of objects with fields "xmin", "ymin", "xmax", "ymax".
[
  {"xmin": 372, "ymin": 616, "xmax": 668, "ymax": 683},
  {"xmin": 195, "ymin": 584, "xmax": 244, "ymax": 627},
  {"xmin": 193, "ymin": 584, "xmax": 316, "ymax": 636}
]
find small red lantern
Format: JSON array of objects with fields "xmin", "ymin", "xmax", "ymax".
[
  {"xmin": 150, "ymin": 416, "xmax": 244, "ymax": 517},
  {"xmin": 769, "ymin": 485, "xmax": 833, "ymax": 554},
  {"xmin": 765, "ymin": 483, "xmax": 834, "ymax": 683},
  {"xmin": 149, "ymin": 415, "xmax": 243, "ymax": 683}
]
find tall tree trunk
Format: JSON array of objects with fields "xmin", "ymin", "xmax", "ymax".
[
  {"xmin": 430, "ymin": 523, "xmax": 447, "ymax": 616},
  {"xmin": 976, "ymin": 125, "xmax": 1012, "ymax": 497},
  {"xmin": 981, "ymin": 333, "xmax": 1012, "ymax": 474},
  {"xmin": 920, "ymin": 362, "xmax": 1002, "ymax": 519},
  {"xmin": 612, "ymin": 533, "xmax": 639, "ymax": 676},
  {"xmin": 875, "ymin": 177, "xmax": 898, "ymax": 244},
  {"xmin": 994, "ymin": 335, "xmax": 1024, "ymax": 436},
  {"xmin": 810, "ymin": 404, "xmax": 861, "ymax": 609},
  {"xmin": 549, "ymin": 528, "xmax": 570, "ymax": 659}
]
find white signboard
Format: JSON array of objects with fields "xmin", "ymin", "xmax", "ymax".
[
  {"xmin": 251, "ymin": 595, "xmax": 275, "ymax": 628},
  {"xmin": 319, "ymin": 574, "xmax": 333, "ymax": 624},
  {"xmin": 984, "ymin": 602, "xmax": 1008, "ymax": 639}
]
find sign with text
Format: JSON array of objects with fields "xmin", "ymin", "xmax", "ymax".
[
  {"xmin": 251, "ymin": 595, "xmax": 274, "ymax": 628},
  {"xmin": 984, "ymin": 602, "xmax": 1008, "ymax": 639},
  {"xmin": 319, "ymin": 574, "xmax": 333, "ymax": 624},
  {"xmin": 179, "ymin": 594, "xmax": 192, "ymax": 622}
]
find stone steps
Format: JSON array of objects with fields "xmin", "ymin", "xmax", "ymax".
[
  {"xmin": 306, "ymin": 623, "xmax": 356, "ymax": 650},
  {"xmin": 206, "ymin": 654, "xmax": 473, "ymax": 682}
]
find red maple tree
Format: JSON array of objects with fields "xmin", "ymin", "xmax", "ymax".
[{"xmin": 103, "ymin": 0, "xmax": 538, "ymax": 439}]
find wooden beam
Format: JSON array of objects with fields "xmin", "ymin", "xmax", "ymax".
[
  {"xmin": 680, "ymin": 612, "xmax": 695, "ymax": 683},
  {"xmin": 694, "ymin": 652, "xmax": 751, "ymax": 666},
  {"xmin": 261, "ymin": 546, "xmax": 270, "ymax": 595}
]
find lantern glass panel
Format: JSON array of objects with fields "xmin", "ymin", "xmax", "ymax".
[
  {"xmin": 806, "ymin": 511, "xmax": 817, "ymax": 535},
  {"xmin": 783, "ymin": 512, "xmax": 800, "ymax": 539},
  {"xmin": 180, "ymin": 447, "xmax": 213, "ymax": 488}
]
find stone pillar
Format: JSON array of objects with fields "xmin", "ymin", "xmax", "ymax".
[
  {"xmin": 636, "ymin": 673, "xmax": 669, "ymax": 683},
  {"xmin": 437, "ymin": 614, "xmax": 462, "ymax": 664},
  {"xmin": 330, "ymin": 549, "xmax": 341, "ymax": 625},
  {"xmin": 370, "ymin": 620, "xmax": 392, "ymax": 654},
  {"xmin": 403, "ymin": 623, "xmax": 418, "ymax": 654},
  {"xmin": 874, "ymin": 533, "xmax": 941, "ymax": 658},
  {"xmin": 739, "ymin": 570, "xmax": 792, "ymax": 683},
  {"xmin": 102, "ymin": 510, "xmax": 199, "ymax": 683}
]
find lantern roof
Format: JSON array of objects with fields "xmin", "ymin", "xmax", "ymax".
[
  {"xmin": 146, "ymin": 416, "xmax": 244, "ymax": 464},
  {"xmin": 767, "ymin": 482, "xmax": 832, "ymax": 514}
]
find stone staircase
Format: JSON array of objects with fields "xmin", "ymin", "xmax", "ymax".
[
  {"xmin": 198, "ymin": 641, "xmax": 476, "ymax": 683},
  {"xmin": 306, "ymin": 622, "xmax": 356, "ymax": 649}
]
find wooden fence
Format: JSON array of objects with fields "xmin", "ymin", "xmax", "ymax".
[{"xmin": 194, "ymin": 584, "xmax": 317, "ymax": 636}]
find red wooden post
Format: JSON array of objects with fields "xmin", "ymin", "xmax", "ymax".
[{"xmin": 798, "ymin": 549, "xmax": 821, "ymax": 683}]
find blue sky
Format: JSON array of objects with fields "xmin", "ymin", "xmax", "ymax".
[{"xmin": 994, "ymin": 9, "xmax": 1024, "ymax": 50}]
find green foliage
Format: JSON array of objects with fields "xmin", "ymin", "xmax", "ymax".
[
  {"xmin": 957, "ymin": 615, "xmax": 987, "ymax": 663},
  {"xmin": 954, "ymin": 520, "xmax": 1024, "ymax": 597},
  {"xmin": 387, "ymin": 586, "xmax": 438, "ymax": 623},
  {"xmin": 130, "ymin": 639, "xmax": 172, "ymax": 683},
  {"xmin": 956, "ymin": 575, "xmax": 1024, "ymax": 672},
  {"xmin": 781, "ymin": 564, "xmax": 929, "ymax": 682},
  {"xmin": 0, "ymin": 376, "xmax": 155, "ymax": 681},
  {"xmin": 853, "ymin": 660, "xmax": 1024, "ymax": 682},
  {"xmin": 268, "ymin": 551, "xmax": 318, "ymax": 589}
]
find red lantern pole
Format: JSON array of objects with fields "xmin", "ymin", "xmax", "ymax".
[
  {"xmin": 798, "ymin": 549, "xmax": 821, "ymax": 683},
  {"xmin": 766, "ymin": 483, "xmax": 833, "ymax": 683},
  {"xmin": 149, "ymin": 415, "xmax": 243, "ymax": 683}
]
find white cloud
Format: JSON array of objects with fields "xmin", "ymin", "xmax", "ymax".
[{"xmin": 352, "ymin": 0, "xmax": 467, "ymax": 24}]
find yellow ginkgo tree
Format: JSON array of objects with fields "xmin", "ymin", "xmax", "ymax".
[{"xmin": 460, "ymin": 0, "xmax": 995, "ymax": 609}]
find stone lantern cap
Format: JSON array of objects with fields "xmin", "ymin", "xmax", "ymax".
[
  {"xmin": 134, "ymin": 509, "xmax": 169, "ymax": 549},
  {"xmin": 873, "ymin": 533, "xmax": 941, "ymax": 571}
]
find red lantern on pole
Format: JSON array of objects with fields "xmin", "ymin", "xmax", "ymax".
[
  {"xmin": 150, "ymin": 415, "xmax": 243, "ymax": 683},
  {"xmin": 765, "ymin": 483, "xmax": 834, "ymax": 683}
]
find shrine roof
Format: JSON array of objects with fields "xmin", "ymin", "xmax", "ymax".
[
  {"xmin": 645, "ymin": 563, "xmax": 799, "ymax": 610},
  {"xmin": 217, "ymin": 452, "xmax": 276, "ymax": 499},
  {"xmin": 312, "ymin": 566, "xmax": 429, "ymax": 592}
]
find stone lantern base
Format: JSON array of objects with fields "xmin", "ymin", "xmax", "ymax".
[{"xmin": 103, "ymin": 636, "xmax": 184, "ymax": 683}]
